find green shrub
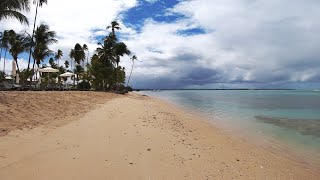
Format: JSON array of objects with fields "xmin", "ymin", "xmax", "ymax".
[
  {"xmin": 0, "ymin": 71, "xmax": 5, "ymax": 82},
  {"xmin": 77, "ymin": 81, "xmax": 91, "ymax": 90}
]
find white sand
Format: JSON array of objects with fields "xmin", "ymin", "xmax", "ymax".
[{"xmin": 0, "ymin": 92, "xmax": 318, "ymax": 179}]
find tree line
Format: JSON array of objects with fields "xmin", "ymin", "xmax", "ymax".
[{"xmin": 0, "ymin": 0, "xmax": 138, "ymax": 91}]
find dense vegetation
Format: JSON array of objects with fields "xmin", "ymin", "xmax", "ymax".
[{"xmin": 0, "ymin": 0, "xmax": 137, "ymax": 91}]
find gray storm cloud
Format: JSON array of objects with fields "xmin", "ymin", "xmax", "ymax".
[{"xmin": 124, "ymin": 0, "xmax": 320, "ymax": 89}]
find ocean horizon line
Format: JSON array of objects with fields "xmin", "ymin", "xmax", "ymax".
[{"xmin": 136, "ymin": 88, "xmax": 299, "ymax": 91}]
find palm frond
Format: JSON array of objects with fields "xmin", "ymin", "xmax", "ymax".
[{"xmin": 0, "ymin": 10, "xmax": 29, "ymax": 25}]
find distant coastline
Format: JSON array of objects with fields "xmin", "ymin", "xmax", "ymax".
[{"xmin": 136, "ymin": 88, "xmax": 296, "ymax": 91}]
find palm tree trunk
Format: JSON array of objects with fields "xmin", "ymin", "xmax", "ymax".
[
  {"xmin": 3, "ymin": 49, "xmax": 7, "ymax": 73},
  {"xmin": 27, "ymin": 0, "xmax": 39, "ymax": 72},
  {"xmin": 127, "ymin": 60, "xmax": 134, "ymax": 87},
  {"xmin": 0, "ymin": 48, "xmax": 3, "ymax": 62},
  {"xmin": 15, "ymin": 59, "xmax": 20, "ymax": 72},
  {"xmin": 115, "ymin": 57, "xmax": 120, "ymax": 90},
  {"xmin": 32, "ymin": 58, "xmax": 37, "ymax": 81}
]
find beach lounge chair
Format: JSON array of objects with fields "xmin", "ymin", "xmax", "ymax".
[{"xmin": 12, "ymin": 84, "xmax": 22, "ymax": 90}]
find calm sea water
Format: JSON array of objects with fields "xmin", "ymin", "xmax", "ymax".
[{"xmin": 140, "ymin": 90, "xmax": 320, "ymax": 164}]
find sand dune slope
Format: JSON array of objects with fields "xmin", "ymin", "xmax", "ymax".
[{"xmin": 0, "ymin": 91, "xmax": 117, "ymax": 136}]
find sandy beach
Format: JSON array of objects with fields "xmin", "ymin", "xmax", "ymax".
[
  {"xmin": 0, "ymin": 92, "xmax": 319, "ymax": 179},
  {"xmin": 0, "ymin": 91, "xmax": 119, "ymax": 136}
]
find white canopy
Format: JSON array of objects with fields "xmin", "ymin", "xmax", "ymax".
[
  {"xmin": 38, "ymin": 67, "xmax": 59, "ymax": 73},
  {"xmin": 59, "ymin": 72, "xmax": 75, "ymax": 77},
  {"xmin": 5, "ymin": 76, "xmax": 13, "ymax": 80}
]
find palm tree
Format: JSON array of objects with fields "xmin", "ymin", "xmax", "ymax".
[
  {"xmin": 0, "ymin": 30, "xmax": 10, "ymax": 72},
  {"xmin": 0, "ymin": 0, "xmax": 30, "ymax": 25},
  {"xmin": 26, "ymin": 0, "xmax": 48, "ymax": 72},
  {"xmin": 31, "ymin": 24, "xmax": 57, "ymax": 82},
  {"xmin": 0, "ymin": 70, "xmax": 5, "ymax": 82},
  {"xmin": 48, "ymin": 57, "xmax": 54, "ymax": 66},
  {"xmin": 126, "ymin": 55, "xmax": 137, "ymax": 87},
  {"xmin": 64, "ymin": 60, "xmax": 69, "ymax": 69},
  {"xmin": 32, "ymin": 24, "xmax": 57, "ymax": 70},
  {"xmin": 69, "ymin": 43, "xmax": 85, "ymax": 65},
  {"xmin": 82, "ymin": 44, "xmax": 88, "ymax": 67},
  {"xmin": 114, "ymin": 42, "xmax": 130, "ymax": 68},
  {"xmin": 9, "ymin": 31, "xmax": 28, "ymax": 72},
  {"xmin": 54, "ymin": 49, "xmax": 63, "ymax": 66},
  {"xmin": 0, "ymin": 32, "xmax": 3, "ymax": 62},
  {"xmin": 107, "ymin": 20, "xmax": 121, "ymax": 37},
  {"xmin": 74, "ymin": 64, "xmax": 83, "ymax": 81},
  {"xmin": 70, "ymin": 43, "xmax": 86, "ymax": 82},
  {"xmin": 113, "ymin": 41, "xmax": 130, "ymax": 90}
]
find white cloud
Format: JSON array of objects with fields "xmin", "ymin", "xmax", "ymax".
[
  {"xmin": 0, "ymin": 58, "xmax": 28, "ymax": 75},
  {"xmin": 144, "ymin": 0, "xmax": 158, "ymax": 4},
  {"xmin": 1, "ymin": 0, "xmax": 320, "ymax": 88},
  {"xmin": 1, "ymin": 0, "xmax": 138, "ymax": 74},
  {"xmin": 121, "ymin": 0, "xmax": 320, "ymax": 88}
]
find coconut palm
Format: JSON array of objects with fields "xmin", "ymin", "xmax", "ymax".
[
  {"xmin": 107, "ymin": 20, "xmax": 121, "ymax": 37},
  {"xmin": 48, "ymin": 57, "xmax": 54, "ymax": 66},
  {"xmin": 74, "ymin": 64, "xmax": 83, "ymax": 81},
  {"xmin": 69, "ymin": 43, "xmax": 85, "ymax": 65},
  {"xmin": 64, "ymin": 60, "xmax": 69, "ymax": 69},
  {"xmin": 0, "ymin": 30, "xmax": 11, "ymax": 72},
  {"xmin": 126, "ymin": 55, "xmax": 137, "ymax": 87},
  {"xmin": 54, "ymin": 49, "xmax": 63, "ymax": 66},
  {"xmin": 32, "ymin": 24, "xmax": 57, "ymax": 71},
  {"xmin": 83, "ymin": 44, "xmax": 88, "ymax": 52},
  {"xmin": 9, "ymin": 31, "xmax": 28, "ymax": 72},
  {"xmin": 26, "ymin": 0, "xmax": 48, "ymax": 72},
  {"xmin": 0, "ymin": 70, "xmax": 5, "ymax": 82},
  {"xmin": 82, "ymin": 44, "xmax": 88, "ymax": 67},
  {"xmin": 70, "ymin": 43, "xmax": 86, "ymax": 82},
  {"xmin": 0, "ymin": 32, "xmax": 3, "ymax": 61},
  {"xmin": 113, "ymin": 41, "xmax": 130, "ymax": 90},
  {"xmin": 96, "ymin": 34, "xmax": 116, "ymax": 65},
  {"xmin": 0, "ymin": 0, "xmax": 30, "ymax": 25},
  {"xmin": 114, "ymin": 42, "xmax": 130, "ymax": 68}
]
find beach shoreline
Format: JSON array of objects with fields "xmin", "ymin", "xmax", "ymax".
[{"xmin": 0, "ymin": 92, "xmax": 319, "ymax": 179}]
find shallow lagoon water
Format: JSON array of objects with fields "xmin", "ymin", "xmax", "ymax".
[{"xmin": 141, "ymin": 90, "xmax": 320, "ymax": 165}]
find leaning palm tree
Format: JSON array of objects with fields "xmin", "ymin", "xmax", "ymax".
[
  {"xmin": 26, "ymin": 0, "xmax": 48, "ymax": 72},
  {"xmin": 0, "ymin": 0, "xmax": 30, "ymax": 25},
  {"xmin": 54, "ymin": 49, "xmax": 63, "ymax": 66},
  {"xmin": 126, "ymin": 55, "xmax": 137, "ymax": 87}
]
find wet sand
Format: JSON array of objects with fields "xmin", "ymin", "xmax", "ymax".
[{"xmin": 0, "ymin": 92, "xmax": 319, "ymax": 179}]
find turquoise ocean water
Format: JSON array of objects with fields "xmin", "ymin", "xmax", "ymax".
[{"xmin": 140, "ymin": 90, "xmax": 320, "ymax": 165}]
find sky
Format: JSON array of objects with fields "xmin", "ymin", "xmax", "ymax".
[{"xmin": 1, "ymin": 0, "xmax": 320, "ymax": 89}]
